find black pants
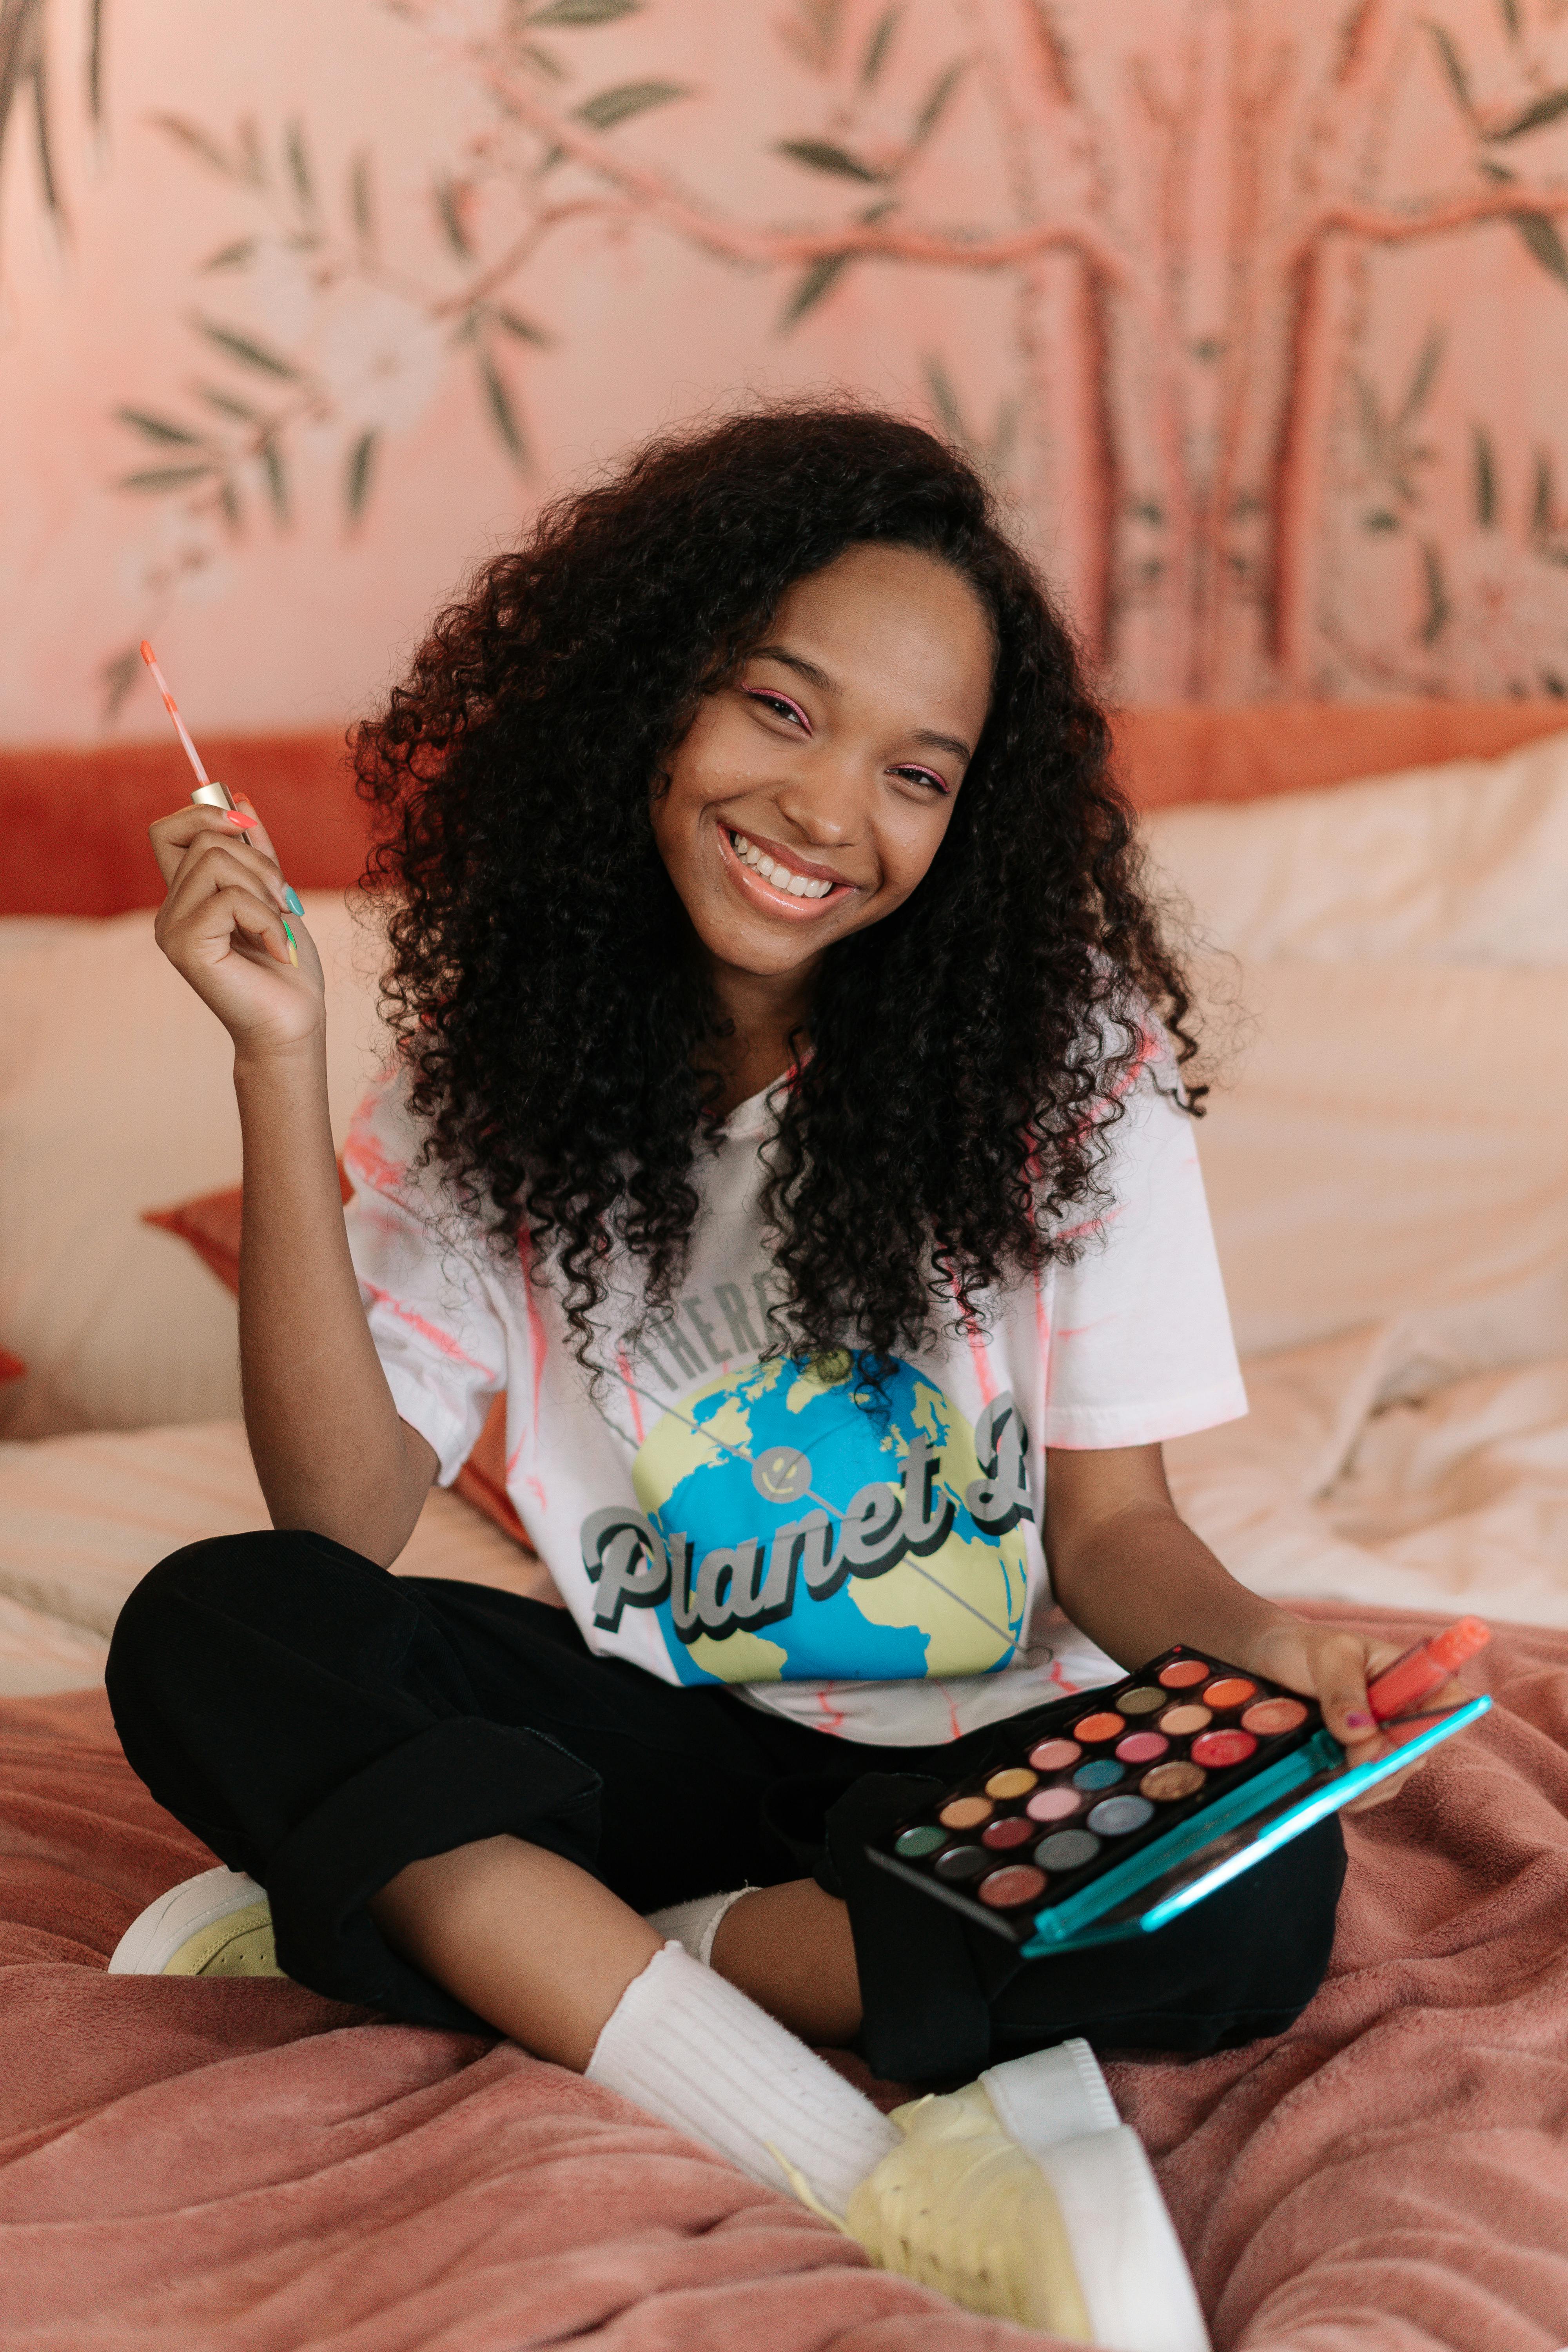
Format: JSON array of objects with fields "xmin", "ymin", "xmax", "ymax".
[{"xmin": 105, "ymin": 1531, "xmax": 1345, "ymax": 2082}]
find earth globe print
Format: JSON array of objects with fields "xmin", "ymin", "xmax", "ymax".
[{"xmin": 630, "ymin": 1349, "xmax": 1029, "ymax": 1687}]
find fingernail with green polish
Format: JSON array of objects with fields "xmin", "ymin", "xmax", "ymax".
[{"xmin": 283, "ymin": 885, "xmax": 305, "ymax": 917}]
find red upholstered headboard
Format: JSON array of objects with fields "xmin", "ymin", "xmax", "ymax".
[{"xmin": 5, "ymin": 701, "xmax": 1564, "ymax": 918}]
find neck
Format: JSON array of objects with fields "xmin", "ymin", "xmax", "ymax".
[{"xmin": 701, "ymin": 955, "xmax": 817, "ymax": 1121}]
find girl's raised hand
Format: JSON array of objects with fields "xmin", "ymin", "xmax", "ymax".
[{"xmin": 149, "ymin": 795, "xmax": 325, "ymax": 1058}]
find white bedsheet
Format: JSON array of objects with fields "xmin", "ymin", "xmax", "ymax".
[{"xmin": 1169, "ymin": 1325, "xmax": 1568, "ymax": 1632}]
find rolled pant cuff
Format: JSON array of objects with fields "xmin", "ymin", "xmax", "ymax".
[{"xmin": 265, "ymin": 1716, "xmax": 601, "ymax": 2029}]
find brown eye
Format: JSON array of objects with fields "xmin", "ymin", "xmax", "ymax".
[{"xmin": 745, "ymin": 689, "xmax": 808, "ymax": 729}]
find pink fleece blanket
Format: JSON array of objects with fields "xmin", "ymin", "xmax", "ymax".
[{"xmin": 2, "ymin": 1608, "xmax": 1566, "ymax": 2351}]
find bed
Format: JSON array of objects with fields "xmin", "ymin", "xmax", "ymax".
[{"xmin": 1, "ymin": 706, "xmax": 1566, "ymax": 2348}]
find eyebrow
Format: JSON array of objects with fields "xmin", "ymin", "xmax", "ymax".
[{"xmin": 749, "ymin": 642, "xmax": 975, "ymax": 765}]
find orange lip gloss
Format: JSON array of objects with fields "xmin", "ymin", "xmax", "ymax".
[
  {"xmin": 140, "ymin": 641, "xmax": 298, "ymax": 965},
  {"xmin": 1365, "ymin": 1618, "xmax": 1490, "ymax": 1723}
]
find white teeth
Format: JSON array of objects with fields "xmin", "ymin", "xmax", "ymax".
[{"xmin": 729, "ymin": 828, "xmax": 836, "ymax": 900}]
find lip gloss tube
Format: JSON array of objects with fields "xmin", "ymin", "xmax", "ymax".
[
  {"xmin": 1365, "ymin": 1617, "xmax": 1490, "ymax": 1723},
  {"xmin": 140, "ymin": 640, "xmax": 300, "ymax": 962}
]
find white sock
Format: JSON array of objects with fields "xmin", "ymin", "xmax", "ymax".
[
  {"xmin": 644, "ymin": 1885, "xmax": 755, "ymax": 1966},
  {"xmin": 586, "ymin": 1939, "xmax": 898, "ymax": 2211}
]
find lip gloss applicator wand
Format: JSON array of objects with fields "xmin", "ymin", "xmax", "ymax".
[{"xmin": 139, "ymin": 639, "xmax": 299, "ymax": 966}]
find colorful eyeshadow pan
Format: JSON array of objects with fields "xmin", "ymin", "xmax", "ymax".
[
  {"xmin": 1191, "ymin": 1728, "xmax": 1257, "ymax": 1768},
  {"xmin": 1116, "ymin": 1686, "xmax": 1165, "ymax": 1715},
  {"xmin": 1116, "ymin": 1730, "xmax": 1169, "ymax": 1764},
  {"xmin": 1073, "ymin": 1713, "xmax": 1123, "ymax": 1744},
  {"xmin": 1028, "ymin": 1738, "xmax": 1080, "ymax": 1771},
  {"xmin": 1141, "ymin": 1759, "xmax": 1206, "ymax": 1800},
  {"xmin": 1242, "ymin": 1697, "xmax": 1307, "ymax": 1736},
  {"xmin": 875, "ymin": 1644, "xmax": 1326, "ymax": 1949},
  {"xmin": 979, "ymin": 1865, "xmax": 1047, "ymax": 1909},
  {"xmin": 1034, "ymin": 1829, "xmax": 1101, "ymax": 1870},
  {"xmin": 1026, "ymin": 1786, "xmax": 1081, "ymax": 1823},
  {"xmin": 1160, "ymin": 1704, "xmax": 1211, "ymax": 1736},
  {"xmin": 895, "ymin": 1824, "xmax": 946, "ymax": 1859},
  {"xmin": 1087, "ymin": 1794, "xmax": 1154, "ymax": 1837},
  {"xmin": 982, "ymin": 1815, "xmax": 1035, "ymax": 1850}
]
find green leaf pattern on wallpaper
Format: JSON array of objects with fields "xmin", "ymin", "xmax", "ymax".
[{"xmin": 12, "ymin": 0, "xmax": 1568, "ymax": 708}]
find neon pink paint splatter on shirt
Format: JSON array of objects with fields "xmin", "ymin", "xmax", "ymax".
[
  {"xmin": 343, "ymin": 1121, "xmax": 409, "ymax": 1196},
  {"xmin": 509, "ymin": 1227, "xmax": 550, "ymax": 1461},
  {"xmin": 616, "ymin": 1350, "xmax": 646, "ymax": 1445},
  {"xmin": 963, "ymin": 1326, "xmax": 998, "ymax": 1406},
  {"xmin": 813, "ymin": 1686, "xmax": 848, "ymax": 1735},
  {"xmin": 358, "ymin": 1280, "xmax": 491, "ymax": 1375},
  {"xmin": 1053, "ymin": 1203, "xmax": 1125, "ymax": 1248}
]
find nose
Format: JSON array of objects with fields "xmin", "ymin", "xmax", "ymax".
[{"xmin": 772, "ymin": 751, "xmax": 872, "ymax": 850}]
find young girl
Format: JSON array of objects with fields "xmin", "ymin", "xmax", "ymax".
[{"xmin": 107, "ymin": 407, "xmax": 1424, "ymax": 2342}]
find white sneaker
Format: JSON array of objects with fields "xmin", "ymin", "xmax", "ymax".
[
  {"xmin": 107, "ymin": 1865, "xmax": 284, "ymax": 1980},
  {"xmin": 829, "ymin": 2039, "xmax": 1209, "ymax": 2352}
]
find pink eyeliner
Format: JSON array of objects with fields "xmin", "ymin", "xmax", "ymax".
[
  {"xmin": 746, "ymin": 687, "xmax": 809, "ymax": 727},
  {"xmin": 745, "ymin": 686, "xmax": 946, "ymax": 792}
]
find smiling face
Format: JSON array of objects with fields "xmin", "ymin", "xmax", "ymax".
[{"xmin": 651, "ymin": 542, "xmax": 996, "ymax": 994}]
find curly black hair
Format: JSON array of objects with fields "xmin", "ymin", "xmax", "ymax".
[{"xmin": 354, "ymin": 401, "xmax": 1198, "ymax": 1372}]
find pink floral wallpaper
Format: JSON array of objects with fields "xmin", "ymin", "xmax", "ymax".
[{"xmin": 4, "ymin": 0, "xmax": 1568, "ymax": 738}]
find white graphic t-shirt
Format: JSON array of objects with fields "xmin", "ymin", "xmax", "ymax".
[{"xmin": 342, "ymin": 1043, "xmax": 1247, "ymax": 1746}]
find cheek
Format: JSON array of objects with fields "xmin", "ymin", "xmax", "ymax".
[
  {"xmin": 680, "ymin": 705, "xmax": 768, "ymax": 806},
  {"xmin": 877, "ymin": 801, "xmax": 957, "ymax": 899},
  {"xmin": 649, "ymin": 728, "xmax": 716, "ymax": 856}
]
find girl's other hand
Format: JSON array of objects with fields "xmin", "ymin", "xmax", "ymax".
[
  {"xmin": 1242, "ymin": 1617, "xmax": 1468, "ymax": 1815},
  {"xmin": 149, "ymin": 795, "xmax": 324, "ymax": 1058}
]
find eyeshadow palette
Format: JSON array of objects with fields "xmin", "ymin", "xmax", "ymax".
[{"xmin": 867, "ymin": 1644, "xmax": 1491, "ymax": 1954}]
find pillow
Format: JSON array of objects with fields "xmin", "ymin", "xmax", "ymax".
[
  {"xmin": 1191, "ymin": 957, "xmax": 1568, "ymax": 1357},
  {"xmin": 0, "ymin": 892, "xmax": 386, "ymax": 1439},
  {"xmin": 143, "ymin": 1174, "xmax": 535, "ymax": 1553},
  {"xmin": 142, "ymin": 1165, "xmax": 353, "ymax": 1291},
  {"xmin": 1143, "ymin": 727, "xmax": 1568, "ymax": 964}
]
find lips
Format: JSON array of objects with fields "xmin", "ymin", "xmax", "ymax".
[{"xmin": 718, "ymin": 824, "xmax": 854, "ymax": 915}]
